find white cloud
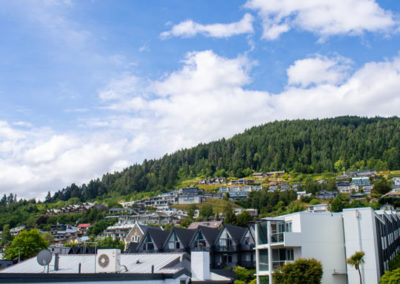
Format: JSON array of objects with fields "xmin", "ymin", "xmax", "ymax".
[
  {"xmin": 287, "ymin": 55, "xmax": 352, "ymax": 88},
  {"xmin": 245, "ymin": 0, "xmax": 397, "ymax": 40},
  {"xmin": 161, "ymin": 13, "xmax": 254, "ymax": 38},
  {"xmin": 3, "ymin": 50, "xmax": 400, "ymax": 199}
]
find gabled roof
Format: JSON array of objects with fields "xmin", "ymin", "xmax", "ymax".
[
  {"xmin": 138, "ymin": 224, "xmax": 161, "ymax": 235},
  {"xmin": 164, "ymin": 227, "xmax": 196, "ymax": 249},
  {"xmin": 192, "ymin": 226, "xmax": 219, "ymax": 246},
  {"xmin": 143, "ymin": 227, "xmax": 170, "ymax": 250},
  {"xmin": 220, "ymin": 224, "xmax": 247, "ymax": 244},
  {"xmin": 77, "ymin": 223, "xmax": 90, "ymax": 228}
]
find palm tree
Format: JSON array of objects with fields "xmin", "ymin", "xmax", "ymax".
[{"xmin": 346, "ymin": 251, "xmax": 365, "ymax": 284}]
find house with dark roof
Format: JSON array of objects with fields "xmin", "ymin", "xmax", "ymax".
[
  {"xmin": 125, "ymin": 223, "xmax": 160, "ymax": 245},
  {"xmin": 189, "ymin": 226, "xmax": 219, "ymax": 268},
  {"xmin": 136, "ymin": 227, "xmax": 170, "ymax": 253},
  {"xmin": 214, "ymin": 224, "xmax": 255, "ymax": 269},
  {"xmin": 162, "ymin": 227, "xmax": 196, "ymax": 253}
]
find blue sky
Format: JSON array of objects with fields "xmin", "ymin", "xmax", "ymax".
[{"xmin": 1, "ymin": 0, "xmax": 400, "ymax": 199}]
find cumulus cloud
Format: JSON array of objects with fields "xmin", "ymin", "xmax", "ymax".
[
  {"xmin": 245, "ymin": 0, "xmax": 397, "ymax": 40},
  {"xmin": 161, "ymin": 13, "xmax": 254, "ymax": 38},
  {"xmin": 3, "ymin": 50, "xmax": 400, "ymax": 199},
  {"xmin": 287, "ymin": 55, "xmax": 352, "ymax": 88}
]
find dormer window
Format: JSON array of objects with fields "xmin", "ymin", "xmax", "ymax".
[
  {"xmin": 168, "ymin": 232, "xmax": 181, "ymax": 250},
  {"xmin": 194, "ymin": 231, "xmax": 207, "ymax": 249},
  {"xmin": 143, "ymin": 234, "xmax": 154, "ymax": 251}
]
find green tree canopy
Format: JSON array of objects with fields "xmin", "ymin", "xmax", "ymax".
[
  {"xmin": 330, "ymin": 197, "xmax": 345, "ymax": 212},
  {"xmin": 200, "ymin": 203, "xmax": 214, "ymax": 220},
  {"xmin": 380, "ymin": 268, "xmax": 400, "ymax": 284},
  {"xmin": 223, "ymin": 204, "xmax": 237, "ymax": 225},
  {"xmin": 236, "ymin": 211, "xmax": 253, "ymax": 227},
  {"xmin": 272, "ymin": 258, "xmax": 323, "ymax": 284},
  {"xmin": 5, "ymin": 229, "xmax": 49, "ymax": 261}
]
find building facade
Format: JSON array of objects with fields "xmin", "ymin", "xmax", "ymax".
[{"xmin": 255, "ymin": 208, "xmax": 400, "ymax": 284}]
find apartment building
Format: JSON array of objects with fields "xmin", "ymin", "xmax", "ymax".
[{"xmin": 255, "ymin": 207, "xmax": 400, "ymax": 284}]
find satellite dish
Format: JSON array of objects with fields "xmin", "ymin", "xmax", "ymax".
[{"xmin": 37, "ymin": 250, "xmax": 52, "ymax": 266}]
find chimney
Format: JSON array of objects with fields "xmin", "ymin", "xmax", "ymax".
[
  {"xmin": 54, "ymin": 253, "xmax": 59, "ymax": 271},
  {"xmin": 191, "ymin": 251, "xmax": 210, "ymax": 281}
]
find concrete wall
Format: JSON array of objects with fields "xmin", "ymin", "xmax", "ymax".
[
  {"xmin": 343, "ymin": 208, "xmax": 381, "ymax": 284},
  {"xmin": 295, "ymin": 213, "xmax": 347, "ymax": 284}
]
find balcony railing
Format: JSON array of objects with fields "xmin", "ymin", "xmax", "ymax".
[{"xmin": 215, "ymin": 245, "xmax": 236, "ymax": 251}]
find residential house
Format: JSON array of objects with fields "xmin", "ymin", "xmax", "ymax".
[
  {"xmin": 352, "ymin": 177, "xmax": 371, "ymax": 187},
  {"xmin": 125, "ymin": 223, "xmax": 160, "ymax": 244},
  {"xmin": 118, "ymin": 212, "xmax": 176, "ymax": 225},
  {"xmin": 336, "ymin": 181, "xmax": 351, "ymax": 193},
  {"xmin": 136, "ymin": 227, "xmax": 170, "ymax": 253},
  {"xmin": 214, "ymin": 224, "xmax": 254, "ymax": 269},
  {"xmin": 230, "ymin": 179, "xmax": 255, "ymax": 185},
  {"xmin": 162, "ymin": 227, "xmax": 196, "ymax": 253},
  {"xmin": 198, "ymin": 177, "xmax": 226, "ymax": 185},
  {"xmin": 252, "ymin": 172, "xmax": 267, "ymax": 178},
  {"xmin": 189, "ymin": 226, "xmax": 219, "ymax": 267},
  {"xmin": 316, "ymin": 190, "xmax": 338, "ymax": 200},
  {"xmin": 51, "ymin": 224, "xmax": 79, "ymax": 244},
  {"xmin": 266, "ymin": 171, "xmax": 285, "ymax": 177},
  {"xmin": 307, "ymin": 204, "xmax": 329, "ymax": 212},
  {"xmin": 10, "ymin": 226, "xmax": 25, "ymax": 236},
  {"xmin": 77, "ymin": 224, "xmax": 90, "ymax": 236},
  {"xmin": 296, "ymin": 191, "xmax": 311, "ymax": 200},
  {"xmin": 178, "ymin": 194, "xmax": 205, "ymax": 205}
]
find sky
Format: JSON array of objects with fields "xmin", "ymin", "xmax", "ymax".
[{"xmin": 1, "ymin": 0, "xmax": 400, "ymax": 199}]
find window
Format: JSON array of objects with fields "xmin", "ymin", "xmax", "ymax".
[
  {"xmin": 285, "ymin": 222, "xmax": 292, "ymax": 232},
  {"xmin": 259, "ymin": 249, "xmax": 269, "ymax": 271},
  {"xmin": 168, "ymin": 232, "xmax": 182, "ymax": 250},
  {"xmin": 219, "ymin": 229, "xmax": 233, "ymax": 250},
  {"xmin": 194, "ymin": 231, "xmax": 207, "ymax": 249},
  {"xmin": 144, "ymin": 235, "xmax": 154, "ymax": 251},
  {"xmin": 286, "ymin": 248, "xmax": 294, "ymax": 261}
]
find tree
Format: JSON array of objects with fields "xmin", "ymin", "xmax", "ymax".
[
  {"xmin": 200, "ymin": 203, "xmax": 214, "ymax": 219},
  {"xmin": 187, "ymin": 204, "xmax": 197, "ymax": 219},
  {"xmin": 223, "ymin": 204, "xmax": 237, "ymax": 225},
  {"xmin": 1, "ymin": 224, "xmax": 13, "ymax": 247},
  {"xmin": 5, "ymin": 229, "xmax": 49, "ymax": 261},
  {"xmin": 234, "ymin": 266, "xmax": 256, "ymax": 283},
  {"xmin": 346, "ymin": 251, "xmax": 365, "ymax": 284},
  {"xmin": 272, "ymin": 258, "xmax": 323, "ymax": 284},
  {"xmin": 97, "ymin": 236, "xmax": 124, "ymax": 250},
  {"xmin": 372, "ymin": 178, "xmax": 391, "ymax": 195},
  {"xmin": 236, "ymin": 211, "xmax": 253, "ymax": 227},
  {"xmin": 380, "ymin": 268, "xmax": 400, "ymax": 283},
  {"xmin": 330, "ymin": 197, "xmax": 345, "ymax": 212}
]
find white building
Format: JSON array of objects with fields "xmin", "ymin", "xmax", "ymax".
[
  {"xmin": 255, "ymin": 207, "xmax": 400, "ymax": 284},
  {"xmin": 0, "ymin": 250, "xmax": 231, "ymax": 284}
]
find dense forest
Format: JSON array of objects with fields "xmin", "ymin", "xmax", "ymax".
[{"xmin": 49, "ymin": 116, "xmax": 400, "ymax": 202}]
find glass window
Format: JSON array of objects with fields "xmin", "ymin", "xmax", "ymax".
[
  {"xmin": 286, "ymin": 248, "xmax": 294, "ymax": 261},
  {"xmin": 257, "ymin": 223, "xmax": 268, "ymax": 245},
  {"xmin": 285, "ymin": 222, "xmax": 292, "ymax": 232},
  {"xmin": 259, "ymin": 249, "xmax": 269, "ymax": 271}
]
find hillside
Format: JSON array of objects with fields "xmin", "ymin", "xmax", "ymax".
[{"xmin": 50, "ymin": 116, "xmax": 400, "ymax": 202}]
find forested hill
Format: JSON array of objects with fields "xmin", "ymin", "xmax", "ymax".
[{"xmin": 51, "ymin": 116, "xmax": 400, "ymax": 202}]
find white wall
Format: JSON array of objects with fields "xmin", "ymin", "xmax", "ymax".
[
  {"xmin": 343, "ymin": 208, "xmax": 380, "ymax": 284},
  {"xmin": 296, "ymin": 212, "xmax": 347, "ymax": 284}
]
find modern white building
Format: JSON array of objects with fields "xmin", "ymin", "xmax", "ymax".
[{"xmin": 255, "ymin": 207, "xmax": 400, "ymax": 284}]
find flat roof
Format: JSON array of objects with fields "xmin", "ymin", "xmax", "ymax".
[{"xmin": 1, "ymin": 253, "xmax": 186, "ymax": 275}]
